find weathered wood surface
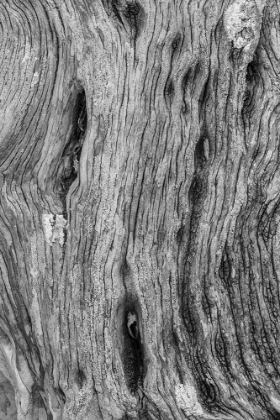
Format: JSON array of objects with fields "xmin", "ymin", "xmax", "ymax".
[{"xmin": 1, "ymin": 0, "xmax": 280, "ymax": 419}]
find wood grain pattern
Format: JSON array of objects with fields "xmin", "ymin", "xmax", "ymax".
[{"xmin": 1, "ymin": 0, "xmax": 280, "ymax": 419}]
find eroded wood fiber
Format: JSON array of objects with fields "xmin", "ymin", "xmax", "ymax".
[{"xmin": 0, "ymin": 0, "xmax": 280, "ymax": 419}]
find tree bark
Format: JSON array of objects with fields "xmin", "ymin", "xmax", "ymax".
[{"xmin": 1, "ymin": 0, "xmax": 280, "ymax": 419}]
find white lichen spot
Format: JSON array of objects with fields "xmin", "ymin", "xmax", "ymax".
[
  {"xmin": 22, "ymin": 52, "xmax": 31, "ymax": 64},
  {"xmin": 42, "ymin": 214, "xmax": 54, "ymax": 246},
  {"xmin": 31, "ymin": 71, "xmax": 39, "ymax": 86},
  {"xmin": 224, "ymin": 0, "xmax": 259, "ymax": 50},
  {"xmin": 52, "ymin": 215, "xmax": 67, "ymax": 246},
  {"xmin": 175, "ymin": 383, "xmax": 203, "ymax": 416},
  {"xmin": 42, "ymin": 214, "xmax": 67, "ymax": 246}
]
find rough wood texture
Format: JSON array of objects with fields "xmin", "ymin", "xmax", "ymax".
[{"xmin": 1, "ymin": 0, "xmax": 280, "ymax": 419}]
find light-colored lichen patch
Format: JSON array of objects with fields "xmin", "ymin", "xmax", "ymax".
[
  {"xmin": 175, "ymin": 383, "xmax": 203, "ymax": 416},
  {"xmin": 42, "ymin": 214, "xmax": 67, "ymax": 246},
  {"xmin": 42, "ymin": 214, "xmax": 54, "ymax": 246},
  {"xmin": 31, "ymin": 71, "xmax": 39, "ymax": 86},
  {"xmin": 52, "ymin": 215, "xmax": 67, "ymax": 246},
  {"xmin": 224, "ymin": 0, "xmax": 259, "ymax": 50}
]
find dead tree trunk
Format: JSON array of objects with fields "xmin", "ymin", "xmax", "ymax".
[{"xmin": 1, "ymin": 0, "xmax": 280, "ymax": 419}]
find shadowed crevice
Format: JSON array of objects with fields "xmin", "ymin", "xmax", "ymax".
[
  {"xmin": 55, "ymin": 86, "xmax": 87, "ymax": 215},
  {"xmin": 182, "ymin": 133, "xmax": 211, "ymax": 335},
  {"xmin": 181, "ymin": 69, "xmax": 191, "ymax": 115},
  {"xmin": 123, "ymin": 307, "xmax": 144, "ymax": 393},
  {"xmin": 118, "ymin": 295, "xmax": 144, "ymax": 394},
  {"xmin": 55, "ymin": 387, "xmax": 66, "ymax": 405},
  {"xmin": 242, "ymin": 54, "xmax": 260, "ymax": 123},
  {"xmin": 123, "ymin": 2, "xmax": 145, "ymax": 38},
  {"xmin": 171, "ymin": 33, "xmax": 182, "ymax": 55},
  {"xmin": 219, "ymin": 243, "xmax": 234, "ymax": 291},
  {"xmin": 192, "ymin": 348, "xmax": 222, "ymax": 414},
  {"xmin": 105, "ymin": 0, "xmax": 145, "ymax": 39},
  {"xmin": 164, "ymin": 78, "xmax": 175, "ymax": 109},
  {"xmin": 111, "ymin": 0, "xmax": 124, "ymax": 25},
  {"xmin": 75, "ymin": 368, "xmax": 86, "ymax": 389},
  {"xmin": 188, "ymin": 134, "xmax": 210, "ymax": 211}
]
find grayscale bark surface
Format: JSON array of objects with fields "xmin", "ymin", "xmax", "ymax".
[{"xmin": 0, "ymin": 0, "xmax": 280, "ymax": 419}]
